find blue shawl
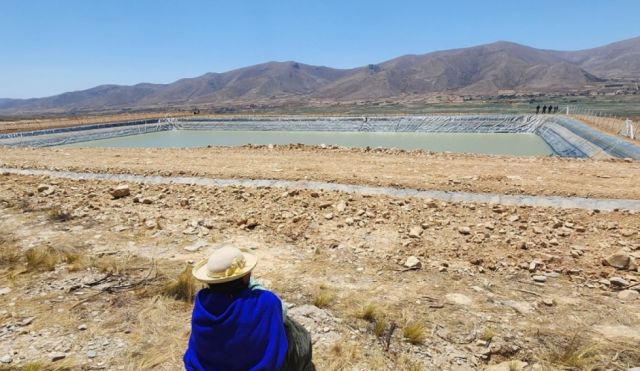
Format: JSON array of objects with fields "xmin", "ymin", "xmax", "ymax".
[{"xmin": 183, "ymin": 287, "xmax": 288, "ymax": 371}]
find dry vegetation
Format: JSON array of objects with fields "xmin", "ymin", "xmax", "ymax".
[
  {"xmin": 402, "ymin": 321, "xmax": 426, "ymax": 345},
  {"xmin": 161, "ymin": 265, "xmax": 197, "ymax": 303},
  {"xmin": 0, "ymin": 148, "xmax": 638, "ymax": 370}
]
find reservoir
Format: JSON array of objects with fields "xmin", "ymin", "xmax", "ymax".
[{"xmin": 61, "ymin": 130, "xmax": 553, "ymax": 156}]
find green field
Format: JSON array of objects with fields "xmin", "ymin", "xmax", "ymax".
[{"xmin": 243, "ymin": 95, "xmax": 640, "ymax": 118}]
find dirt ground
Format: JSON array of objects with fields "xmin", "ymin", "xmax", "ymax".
[
  {"xmin": 1, "ymin": 146, "xmax": 639, "ymax": 201},
  {"xmin": 0, "ymin": 146, "xmax": 639, "ymax": 370}
]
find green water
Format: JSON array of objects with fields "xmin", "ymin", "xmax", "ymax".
[{"xmin": 62, "ymin": 130, "xmax": 553, "ymax": 156}]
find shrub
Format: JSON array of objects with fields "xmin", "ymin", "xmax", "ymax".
[
  {"xmin": 373, "ymin": 318, "xmax": 387, "ymax": 337},
  {"xmin": 312, "ymin": 289, "xmax": 333, "ymax": 308},
  {"xmin": 480, "ymin": 326, "xmax": 497, "ymax": 342},
  {"xmin": 25, "ymin": 247, "xmax": 60, "ymax": 271},
  {"xmin": 358, "ymin": 303, "xmax": 379, "ymax": 322},
  {"xmin": 403, "ymin": 321, "xmax": 426, "ymax": 344},
  {"xmin": 162, "ymin": 265, "xmax": 196, "ymax": 303},
  {"xmin": 47, "ymin": 206, "xmax": 72, "ymax": 222}
]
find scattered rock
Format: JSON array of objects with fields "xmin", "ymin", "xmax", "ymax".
[
  {"xmin": 184, "ymin": 240, "xmax": 208, "ymax": 252},
  {"xmin": 485, "ymin": 360, "xmax": 528, "ymax": 371},
  {"xmin": 182, "ymin": 227, "xmax": 197, "ymax": 235},
  {"xmin": 144, "ymin": 219, "xmax": 158, "ymax": 230},
  {"xmin": 51, "ymin": 352, "xmax": 66, "ymax": 362},
  {"xmin": 78, "ymin": 324, "xmax": 87, "ymax": 331},
  {"xmin": 324, "ymin": 213, "xmax": 334, "ymax": 220},
  {"xmin": 20, "ymin": 317, "xmax": 35, "ymax": 326},
  {"xmin": 529, "ymin": 261, "xmax": 540, "ymax": 272},
  {"xmin": 424, "ymin": 199, "xmax": 438, "ymax": 208},
  {"xmin": 408, "ymin": 226, "xmax": 423, "ymax": 238},
  {"xmin": 404, "ymin": 256, "xmax": 422, "ymax": 269},
  {"xmin": 609, "ymin": 277, "xmax": 629, "ymax": 287},
  {"xmin": 245, "ymin": 218, "xmax": 258, "ymax": 229},
  {"xmin": 503, "ymin": 300, "xmax": 534, "ymax": 314},
  {"xmin": 532, "ymin": 275, "xmax": 547, "ymax": 283},
  {"xmin": 445, "ymin": 293, "xmax": 473, "ymax": 306},
  {"xmin": 620, "ymin": 229, "xmax": 637, "ymax": 237},
  {"xmin": 594, "ymin": 324, "xmax": 640, "ymax": 342},
  {"xmin": 604, "ymin": 252, "xmax": 637, "ymax": 271},
  {"xmin": 0, "ymin": 287, "xmax": 11, "ymax": 296},
  {"xmin": 458, "ymin": 226, "xmax": 471, "ymax": 235},
  {"xmin": 618, "ymin": 290, "xmax": 639, "ymax": 301},
  {"xmin": 508, "ymin": 215, "xmax": 520, "ymax": 223},
  {"xmin": 37, "ymin": 184, "xmax": 51, "ymax": 192},
  {"xmin": 542, "ymin": 298, "xmax": 555, "ymax": 306},
  {"xmin": 288, "ymin": 304, "xmax": 340, "ymax": 345},
  {"xmin": 87, "ymin": 350, "xmax": 97, "ymax": 359},
  {"xmin": 0, "ymin": 355, "xmax": 12, "ymax": 364},
  {"xmin": 335, "ymin": 201, "xmax": 347, "ymax": 213},
  {"xmin": 110, "ymin": 184, "xmax": 130, "ymax": 199}
]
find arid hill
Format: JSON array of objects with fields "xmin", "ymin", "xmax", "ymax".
[{"xmin": 1, "ymin": 37, "xmax": 638, "ymax": 115}]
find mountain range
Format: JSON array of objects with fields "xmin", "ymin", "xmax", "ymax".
[{"xmin": 1, "ymin": 37, "xmax": 639, "ymax": 115}]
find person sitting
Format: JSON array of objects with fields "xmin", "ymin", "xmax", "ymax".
[{"xmin": 184, "ymin": 246, "xmax": 315, "ymax": 371}]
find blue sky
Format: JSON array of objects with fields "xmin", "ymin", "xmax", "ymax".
[{"xmin": 1, "ymin": 0, "xmax": 639, "ymax": 99}]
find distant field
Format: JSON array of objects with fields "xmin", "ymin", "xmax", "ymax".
[
  {"xmin": 1, "ymin": 96, "xmax": 639, "ymax": 134},
  {"xmin": 279, "ymin": 95, "xmax": 640, "ymax": 117}
]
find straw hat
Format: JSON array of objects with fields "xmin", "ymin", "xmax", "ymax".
[{"xmin": 192, "ymin": 246, "xmax": 257, "ymax": 284}]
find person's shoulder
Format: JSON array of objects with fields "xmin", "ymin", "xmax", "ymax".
[{"xmin": 251, "ymin": 288, "xmax": 282, "ymax": 306}]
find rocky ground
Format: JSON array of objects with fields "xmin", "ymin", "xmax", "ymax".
[
  {"xmin": 1, "ymin": 146, "xmax": 639, "ymax": 200},
  {"xmin": 0, "ymin": 152, "xmax": 639, "ymax": 370}
]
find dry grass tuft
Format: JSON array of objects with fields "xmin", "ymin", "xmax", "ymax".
[
  {"xmin": 161, "ymin": 265, "xmax": 196, "ymax": 303},
  {"xmin": 373, "ymin": 317, "xmax": 387, "ymax": 337},
  {"xmin": 4, "ymin": 196, "xmax": 33, "ymax": 212},
  {"xmin": 313, "ymin": 288, "xmax": 334, "ymax": 308},
  {"xmin": 23, "ymin": 246, "xmax": 90, "ymax": 272},
  {"xmin": 0, "ymin": 240, "xmax": 21, "ymax": 267},
  {"xmin": 25, "ymin": 246, "xmax": 60, "ymax": 271},
  {"xmin": 123, "ymin": 296, "xmax": 191, "ymax": 370},
  {"xmin": 90, "ymin": 255, "xmax": 122, "ymax": 274},
  {"xmin": 357, "ymin": 303, "xmax": 379, "ymax": 322},
  {"xmin": 47, "ymin": 205, "xmax": 72, "ymax": 222},
  {"xmin": 480, "ymin": 326, "xmax": 497, "ymax": 342},
  {"xmin": 330, "ymin": 342, "xmax": 343, "ymax": 356},
  {"xmin": 22, "ymin": 363, "xmax": 43, "ymax": 371},
  {"xmin": 508, "ymin": 360, "xmax": 522, "ymax": 371},
  {"xmin": 539, "ymin": 335, "xmax": 599, "ymax": 369},
  {"xmin": 403, "ymin": 321, "xmax": 426, "ymax": 344},
  {"xmin": 317, "ymin": 339, "xmax": 377, "ymax": 371},
  {"xmin": 396, "ymin": 355, "xmax": 423, "ymax": 371},
  {"xmin": 15, "ymin": 358, "xmax": 75, "ymax": 371}
]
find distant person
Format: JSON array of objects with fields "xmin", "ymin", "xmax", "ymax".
[
  {"xmin": 554, "ymin": 106, "xmax": 559, "ymax": 113},
  {"xmin": 542, "ymin": 105, "xmax": 547, "ymax": 114},
  {"xmin": 536, "ymin": 105, "xmax": 540, "ymax": 114},
  {"xmin": 184, "ymin": 246, "xmax": 315, "ymax": 371}
]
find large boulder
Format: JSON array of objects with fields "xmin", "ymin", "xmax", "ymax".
[
  {"xmin": 603, "ymin": 252, "xmax": 637, "ymax": 271},
  {"xmin": 110, "ymin": 184, "xmax": 130, "ymax": 199}
]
